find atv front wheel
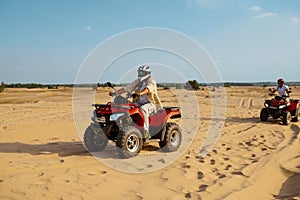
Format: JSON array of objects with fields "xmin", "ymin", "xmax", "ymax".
[
  {"xmin": 291, "ymin": 107, "xmax": 299, "ymax": 122},
  {"xmin": 116, "ymin": 126, "xmax": 143, "ymax": 158},
  {"xmin": 260, "ymin": 108, "xmax": 269, "ymax": 122},
  {"xmin": 159, "ymin": 122, "xmax": 182, "ymax": 152},
  {"xmin": 282, "ymin": 111, "xmax": 291, "ymax": 125},
  {"xmin": 83, "ymin": 125, "xmax": 108, "ymax": 152}
]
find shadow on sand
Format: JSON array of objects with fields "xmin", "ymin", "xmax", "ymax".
[
  {"xmin": 0, "ymin": 141, "xmax": 89, "ymax": 157},
  {"xmin": 0, "ymin": 141, "xmax": 161, "ymax": 158},
  {"xmin": 275, "ymin": 173, "xmax": 300, "ymax": 199},
  {"xmin": 201, "ymin": 116, "xmax": 294, "ymax": 126},
  {"xmin": 200, "ymin": 117, "xmax": 261, "ymax": 124}
]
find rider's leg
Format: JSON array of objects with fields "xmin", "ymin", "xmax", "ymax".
[{"xmin": 140, "ymin": 103, "xmax": 156, "ymax": 139}]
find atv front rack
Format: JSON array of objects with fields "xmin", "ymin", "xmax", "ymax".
[{"xmin": 164, "ymin": 106, "xmax": 180, "ymax": 111}]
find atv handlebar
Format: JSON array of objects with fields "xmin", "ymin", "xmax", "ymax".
[{"xmin": 108, "ymin": 91, "xmax": 116, "ymax": 96}]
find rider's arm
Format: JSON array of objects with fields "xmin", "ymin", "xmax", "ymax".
[
  {"xmin": 136, "ymin": 88, "xmax": 149, "ymax": 97},
  {"xmin": 110, "ymin": 80, "xmax": 138, "ymax": 96},
  {"xmin": 109, "ymin": 88, "xmax": 125, "ymax": 96},
  {"xmin": 115, "ymin": 88, "xmax": 125, "ymax": 94},
  {"xmin": 268, "ymin": 88, "xmax": 276, "ymax": 96},
  {"xmin": 124, "ymin": 79, "xmax": 139, "ymax": 93},
  {"xmin": 137, "ymin": 78, "xmax": 156, "ymax": 97},
  {"xmin": 285, "ymin": 88, "xmax": 290, "ymax": 96},
  {"xmin": 271, "ymin": 86, "xmax": 278, "ymax": 93}
]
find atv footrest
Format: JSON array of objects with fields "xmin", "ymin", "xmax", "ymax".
[{"xmin": 144, "ymin": 139, "xmax": 160, "ymax": 144}]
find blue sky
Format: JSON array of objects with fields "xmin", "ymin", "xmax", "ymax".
[{"xmin": 0, "ymin": 0, "xmax": 299, "ymax": 83}]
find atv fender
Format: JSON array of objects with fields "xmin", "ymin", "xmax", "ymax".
[
  {"xmin": 163, "ymin": 107, "xmax": 181, "ymax": 121},
  {"xmin": 160, "ymin": 123, "xmax": 167, "ymax": 142},
  {"xmin": 160, "ymin": 107, "xmax": 181, "ymax": 141}
]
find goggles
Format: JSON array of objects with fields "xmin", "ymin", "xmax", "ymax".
[{"xmin": 137, "ymin": 70, "xmax": 147, "ymax": 77}]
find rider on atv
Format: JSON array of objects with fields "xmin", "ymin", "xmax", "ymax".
[
  {"xmin": 269, "ymin": 78, "xmax": 290, "ymax": 101},
  {"xmin": 260, "ymin": 78, "xmax": 299, "ymax": 125},
  {"xmin": 109, "ymin": 65, "xmax": 163, "ymax": 141}
]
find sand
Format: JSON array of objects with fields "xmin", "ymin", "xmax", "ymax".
[{"xmin": 0, "ymin": 86, "xmax": 299, "ymax": 199}]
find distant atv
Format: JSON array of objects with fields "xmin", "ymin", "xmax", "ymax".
[
  {"xmin": 83, "ymin": 82, "xmax": 182, "ymax": 158},
  {"xmin": 260, "ymin": 90, "xmax": 299, "ymax": 125}
]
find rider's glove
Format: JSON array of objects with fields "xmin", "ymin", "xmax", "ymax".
[{"xmin": 109, "ymin": 92, "xmax": 116, "ymax": 96}]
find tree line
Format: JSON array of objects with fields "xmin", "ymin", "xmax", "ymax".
[{"xmin": 1, "ymin": 81, "xmax": 299, "ymax": 93}]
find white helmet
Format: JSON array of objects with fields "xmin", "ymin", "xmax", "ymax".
[{"xmin": 137, "ymin": 65, "xmax": 151, "ymax": 81}]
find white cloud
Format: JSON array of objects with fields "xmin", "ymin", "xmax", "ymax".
[
  {"xmin": 254, "ymin": 12, "xmax": 278, "ymax": 20},
  {"xmin": 85, "ymin": 26, "xmax": 92, "ymax": 31},
  {"xmin": 290, "ymin": 17, "xmax": 300, "ymax": 24},
  {"xmin": 250, "ymin": 5, "xmax": 262, "ymax": 12}
]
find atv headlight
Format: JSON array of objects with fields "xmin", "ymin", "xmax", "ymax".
[
  {"xmin": 279, "ymin": 105, "xmax": 286, "ymax": 109},
  {"xmin": 109, "ymin": 113, "xmax": 125, "ymax": 121},
  {"xmin": 264, "ymin": 103, "xmax": 269, "ymax": 108},
  {"xmin": 91, "ymin": 110, "xmax": 96, "ymax": 120}
]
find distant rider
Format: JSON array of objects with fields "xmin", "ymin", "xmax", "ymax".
[
  {"xmin": 269, "ymin": 78, "xmax": 290, "ymax": 101},
  {"xmin": 109, "ymin": 65, "xmax": 163, "ymax": 141}
]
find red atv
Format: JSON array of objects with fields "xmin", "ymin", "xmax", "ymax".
[
  {"xmin": 260, "ymin": 90, "xmax": 299, "ymax": 125},
  {"xmin": 83, "ymin": 82, "xmax": 182, "ymax": 158}
]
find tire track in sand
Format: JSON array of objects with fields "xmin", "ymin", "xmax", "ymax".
[{"xmin": 238, "ymin": 98, "xmax": 253, "ymax": 109}]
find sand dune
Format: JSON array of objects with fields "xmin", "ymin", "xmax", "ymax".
[{"xmin": 0, "ymin": 86, "xmax": 299, "ymax": 199}]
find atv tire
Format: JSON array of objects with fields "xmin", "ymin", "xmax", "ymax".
[
  {"xmin": 116, "ymin": 126, "xmax": 143, "ymax": 158},
  {"xmin": 282, "ymin": 111, "xmax": 291, "ymax": 125},
  {"xmin": 159, "ymin": 122, "xmax": 182, "ymax": 152},
  {"xmin": 291, "ymin": 107, "xmax": 299, "ymax": 122},
  {"xmin": 84, "ymin": 125, "xmax": 108, "ymax": 152},
  {"xmin": 260, "ymin": 108, "xmax": 269, "ymax": 122}
]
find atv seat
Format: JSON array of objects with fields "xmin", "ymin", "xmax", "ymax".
[{"xmin": 154, "ymin": 107, "xmax": 179, "ymax": 115}]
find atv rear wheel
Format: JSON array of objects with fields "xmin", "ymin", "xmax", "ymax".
[
  {"xmin": 260, "ymin": 108, "xmax": 269, "ymax": 122},
  {"xmin": 159, "ymin": 122, "xmax": 182, "ymax": 152},
  {"xmin": 83, "ymin": 125, "xmax": 108, "ymax": 152},
  {"xmin": 116, "ymin": 126, "xmax": 143, "ymax": 158},
  {"xmin": 282, "ymin": 111, "xmax": 291, "ymax": 125},
  {"xmin": 291, "ymin": 107, "xmax": 299, "ymax": 122}
]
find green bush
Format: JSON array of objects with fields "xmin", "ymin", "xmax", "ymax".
[
  {"xmin": 0, "ymin": 81, "xmax": 5, "ymax": 92},
  {"xmin": 185, "ymin": 80, "xmax": 200, "ymax": 90}
]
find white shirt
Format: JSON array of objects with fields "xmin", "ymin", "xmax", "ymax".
[
  {"xmin": 274, "ymin": 84, "xmax": 289, "ymax": 97},
  {"xmin": 124, "ymin": 77, "xmax": 163, "ymax": 110}
]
